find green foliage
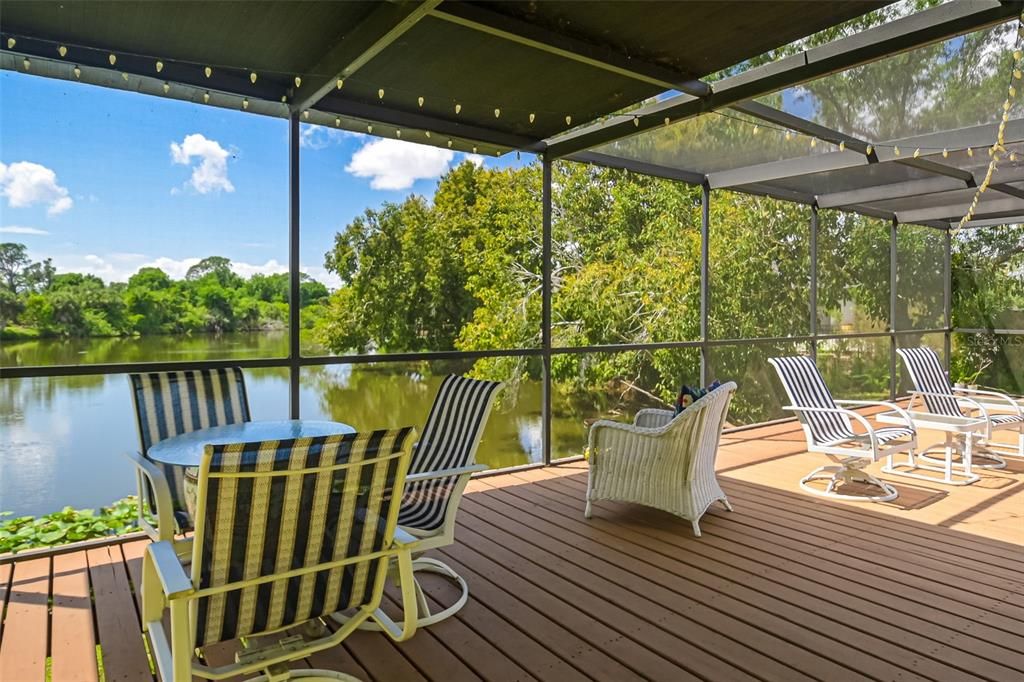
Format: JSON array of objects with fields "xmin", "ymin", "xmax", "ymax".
[
  {"xmin": 1, "ymin": 247, "xmax": 328, "ymax": 338},
  {"xmin": 0, "ymin": 496, "xmax": 141, "ymax": 554}
]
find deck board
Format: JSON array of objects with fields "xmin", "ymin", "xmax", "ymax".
[{"xmin": 1, "ymin": 417, "xmax": 1022, "ymax": 682}]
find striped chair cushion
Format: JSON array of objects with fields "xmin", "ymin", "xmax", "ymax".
[
  {"xmin": 769, "ymin": 356, "xmax": 856, "ymax": 446},
  {"xmin": 991, "ymin": 413, "xmax": 1023, "ymax": 425},
  {"xmin": 398, "ymin": 375, "xmax": 502, "ymax": 533},
  {"xmin": 896, "ymin": 347, "xmax": 962, "ymax": 418},
  {"xmin": 193, "ymin": 428, "xmax": 414, "ymax": 648},
  {"xmin": 129, "ymin": 368, "xmax": 251, "ymax": 527}
]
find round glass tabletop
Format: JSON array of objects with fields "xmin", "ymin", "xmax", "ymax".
[{"xmin": 146, "ymin": 419, "xmax": 356, "ymax": 467}]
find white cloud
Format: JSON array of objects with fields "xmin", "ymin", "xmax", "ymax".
[
  {"xmin": 169, "ymin": 134, "xmax": 235, "ymax": 194},
  {"xmin": 300, "ymin": 124, "xmax": 352, "ymax": 150},
  {"xmin": 0, "ymin": 161, "xmax": 74, "ymax": 215},
  {"xmin": 346, "ymin": 138, "xmax": 455, "ymax": 190},
  {"xmin": 0, "ymin": 225, "xmax": 49, "ymax": 235}
]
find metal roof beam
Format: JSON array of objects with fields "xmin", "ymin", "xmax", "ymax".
[
  {"xmin": 817, "ymin": 177, "xmax": 967, "ymax": 208},
  {"xmin": 956, "ymin": 215, "xmax": 1024, "ymax": 228},
  {"xmin": 290, "ymin": 0, "xmax": 441, "ymax": 112},
  {"xmin": 318, "ymin": 94, "xmax": 541, "ymax": 151},
  {"xmin": 545, "ymin": 0, "xmax": 1021, "ymax": 158},
  {"xmin": 707, "ymin": 118, "xmax": 1024, "ymax": 189},
  {"xmin": 565, "ymin": 151, "xmax": 706, "ymax": 184},
  {"xmin": 429, "ymin": 2, "xmax": 710, "ymax": 97},
  {"xmin": 897, "ymin": 197, "xmax": 1024, "ymax": 223}
]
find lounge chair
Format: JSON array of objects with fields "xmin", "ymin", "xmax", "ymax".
[
  {"xmin": 585, "ymin": 381, "xmax": 737, "ymax": 536},
  {"xmin": 126, "ymin": 368, "xmax": 251, "ymax": 551},
  {"xmin": 769, "ymin": 356, "xmax": 916, "ymax": 502},
  {"xmin": 141, "ymin": 428, "xmax": 419, "ymax": 681},
  {"xmin": 897, "ymin": 347, "xmax": 1023, "ymax": 468},
  {"xmin": 338, "ymin": 374, "xmax": 503, "ymax": 629}
]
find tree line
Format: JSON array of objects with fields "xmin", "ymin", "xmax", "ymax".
[{"xmin": 0, "ymin": 247, "xmax": 328, "ymax": 339}]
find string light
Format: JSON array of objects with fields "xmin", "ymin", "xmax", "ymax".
[
  {"xmin": 204, "ymin": 66, "xmax": 212, "ymax": 78},
  {"xmin": 108, "ymin": 53, "xmax": 116, "ymax": 65},
  {"xmin": 295, "ymin": 76, "xmax": 302, "ymax": 88},
  {"xmin": 810, "ymin": 137, "xmax": 817, "ymax": 148},
  {"xmin": 156, "ymin": 60, "xmax": 163, "ymax": 73},
  {"xmin": 967, "ymin": 147, "xmax": 974, "ymax": 157},
  {"xmin": 566, "ymin": 115, "xmax": 572, "ymax": 126},
  {"xmin": 447, "ymin": 139, "xmax": 453, "ymax": 148},
  {"xmin": 865, "ymin": 144, "xmax": 873, "ymax": 155},
  {"xmin": 633, "ymin": 116, "xmax": 640, "ymax": 127},
  {"xmin": 472, "ymin": 146, "xmax": 478, "ymax": 153},
  {"xmin": 336, "ymin": 78, "xmax": 343, "ymax": 89},
  {"xmin": 752, "ymin": 125, "xmax": 759, "ymax": 135},
  {"xmin": 396, "ymin": 129, "xmax": 401, "ymax": 138},
  {"xmin": 785, "ymin": 131, "xmax": 792, "ymax": 141},
  {"xmin": 838, "ymin": 141, "xmax": 845, "ymax": 152},
  {"xmin": 942, "ymin": 148, "xmax": 949, "ymax": 158},
  {"xmin": 455, "ymin": 103, "xmax": 462, "ymax": 114},
  {"xmin": 73, "ymin": 66, "xmax": 81, "ymax": 79},
  {"xmin": 203, "ymin": 91, "xmax": 210, "ymax": 103},
  {"xmin": 303, "ymin": 110, "xmax": 310, "ymax": 119},
  {"xmin": 377, "ymin": 88, "xmax": 384, "ymax": 99},
  {"xmin": 250, "ymin": 72, "xmax": 257, "ymax": 84},
  {"xmin": 494, "ymin": 108, "xmax": 501, "ymax": 118},
  {"xmin": 22, "ymin": 57, "xmax": 30, "ymax": 71},
  {"xmin": 367, "ymin": 124, "xmax": 373, "ymax": 133},
  {"xmin": 335, "ymin": 116, "xmax": 341, "ymax": 127},
  {"xmin": 58, "ymin": 45, "xmax": 67, "ymax": 57},
  {"xmin": 6, "ymin": 38, "xmax": 15, "ymax": 49},
  {"xmin": 913, "ymin": 148, "xmax": 920, "ymax": 158},
  {"xmin": 242, "ymin": 98, "xmax": 249, "ymax": 110},
  {"xmin": 529, "ymin": 113, "xmax": 535, "ymax": 124},
  {"xmin": 663, "ymin": 117, "xmax": 670, "ymax": 126},
  {"xmin": 162, "ymin": 81, "xmax": 170, "ymax": 93},
  {"xmin": 121, "ymin": 72, "xmax": 129, "ymax": 81},
  {"xmin": 893, "ymin": 145, "xmax": 900, "ymax": 156},
  {"xmin": 425, "ymin": 131, "xmax": 431, "ymax": 138},
  {"xmin": 418, "ymin": 96, "xmax": 424, "ymax": 107}
]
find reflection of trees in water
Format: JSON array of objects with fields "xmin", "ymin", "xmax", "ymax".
[{"xmin": 0, "ymin": 375, "xmax": 106, "ymax": 424}]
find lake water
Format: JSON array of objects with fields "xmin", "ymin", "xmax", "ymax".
[{"xmin": 1, "ymin": 333, "xmax": 595, "ymax": 517}]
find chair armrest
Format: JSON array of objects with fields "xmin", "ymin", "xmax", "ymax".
[
  {"xmin": 404, "ymin": 463, "xmax": 488, "ymax": 484},
  {"xmin": 909, "ymin": 390, "xmax": 990, "ymax": 422},
  {"xmin": 123, "ymin": 451, "xmax": 175, "ymax": 542},
  {"xmin": 834, "ymin": 400, "xmax": 916, "ymax": 434},
  {"xmin": 783, "ymin": 405, "xmax": 880, "ymax": 450},
  {"xmin": 146, "ymin": 541, "xmax": 194, "ymax": 600},
  {"xmin": 954, "ymin": 387, "xmax": 1023, "ymax": 415}
]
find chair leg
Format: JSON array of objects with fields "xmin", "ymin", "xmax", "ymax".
[
  {"xmin": 691, "ymin": 520, "xmax": 701, "ymax": 537},
  {"xmin": 800, "ymin": 461, "xmax": 898, "ymax": 502},
  {"xmin": 719, "ymin": 498, "xmax": 733, "ymax": 512},
  {"xmin": 584, "ymin": 500, "xmax": 593, "ymax": 518}
]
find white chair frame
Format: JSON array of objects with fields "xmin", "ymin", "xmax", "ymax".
[{"xmin": 585, "ymin": 382, "xmax": 737, "ymax": 537}]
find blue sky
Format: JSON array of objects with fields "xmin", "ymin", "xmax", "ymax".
[{"xmin": 1, "ymin": 71, "xmax": 527, "ymax": 287}]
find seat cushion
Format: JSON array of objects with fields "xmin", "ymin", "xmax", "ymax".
[
  {"xmin": 990, "ymin": 413, "xmax": 1023, "ymax": 426},
  {"xmin": 873, "ymin": 427, "xmax": 915, "ymax": 444}
]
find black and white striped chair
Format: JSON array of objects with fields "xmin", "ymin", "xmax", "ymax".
[
  {"xmin": 769, "ymin": 356, "xmax": 917, "ymax": 502},
  {"xmin": 126, "ymin": 368, "xmax": 251, "ymax": 549},
  {"xmin": 898, "ymin": 347, "xmax": 1023, "ymax": 468},
  {"xmin": 141, "ymin": 429, "xmax": 419, "ymax": 682},
  {"xmin": 338, "ymin": 374, "xmax": 502, "ymax": 630}
]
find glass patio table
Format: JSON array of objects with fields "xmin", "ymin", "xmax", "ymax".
[{"xmin": 147, "ymin": 419, "xmax": 356, "ymax": 517}]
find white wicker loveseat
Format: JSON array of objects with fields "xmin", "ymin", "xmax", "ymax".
[{"xmin": 585, "ymin": 381, "xmax": 737, "ymax": 536}]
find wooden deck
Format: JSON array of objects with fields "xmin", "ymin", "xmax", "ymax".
[{"xmin": 1, "ymin": 418, "xmax": 1023, "ymax": 681}]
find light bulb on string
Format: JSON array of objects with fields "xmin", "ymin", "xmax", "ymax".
[
  {"xmin": 250, "ymin": 72, "xmax": 257, "ymax": 84},
  {"xmin": 303, "ymin": 110, "xmax": 310, "ymax": 120},
  {"xmin": 810, "ymin": 137, "xmax": 817, "ymax": 148},
  {"xmin": 162, "ymin": 82, "xmax": 170, "ymax": 93},
  {"xmin": 6, "ymin": 38, "xmax": 15, "ymax": 49},
  {"xmin": 529, "ymin": 113, "xmax": 535, "ymax": 124},
  {"xmin": 203, "ymin": 91, "xmax": 210, "ymax": 104},
  {"xmin": 455, "ymin": 103, "xmax": 461, "ymax": 114},
  {"xmin": 73, "ymin": 66, "xmax": 81, "ymax": 79},
  {"xmin": 913, "ymin": 148, "xmax": 920, "ymax": 158},
  {"xmin": 58, "ymin": 45, "xmax": 67, "ymax": 57},
  {"xmin": 663, "ymin": 117, "xmax": 670, "ymax": 126},
  {"xmin": 893, "ymin": 145, "xmax": 900, "ymax": 156},
  {"xmin": 838, "ymin": 141, "xmax": 845, "ymax": 152},
  {"xmin": 156, "ymin": 60, "xmax": 163, "ymax": 73},
  {"xmin": 335, "ymin": 117, "xmax": 341, "ymax": 127},
  {"xmin": 121, "ymin": 72, "xmax": 128, "ymax": 81},
  {"xmin": 752, "ymin": 125, "xmax": 759, "ymax": 135},
  {"xmin": 295, "ymin": 76, "xmax": 302, "ymax": 88},
  {"xmin": 968, "ymin": 147, "xmax": 974, "ymax": 157},
  {"xmin": 109, "ymin": 53, "xmax": 116, "ymax": 66},
  {"xmin": 336, "ymin": 79, "xmax": 343, "ymax": 89},
  {"xmin": 865, "ymin": 144, "xmax": 873, "ymax": 155},
  {"xmin": 396, "ymin": 129, "xmax": 401, "ymax": 138},
  {"xmin": 418, "ymin": 96, "xmax": 424, "ymax": 107},
  {"xmin": 22, "ymin": 57, "xmax": 30, "ymax": 71},
  {"xmin": 942, "ymin": 148, "xmax": 948, "ymax": 157},
  {"xmin": 242, "ymin": 98, "xmax": 249, "ymax": 110},
  {"xmin": 425, "ymin": 131, "xmax": 431, "ymax": 138},
  {"xmin": 447, "ymin": 139, "xmax": 453, "ymax": 148},
  {"xmin": 204, "ymin": 66, "xmax": 212, "ymax": 78},
  {"xmin": 494, "ymin": 108, "xmax": 501, "ymax": 118},
  {"xmin": 566, "ymin": 115, "xmax": 572, "ymax": 126},
  {"xmin": 367, "ymin": 124, "xmax": 373, "ymax": 134},
  {"xmin": 785, "ymin": 131, "xmax": 792, "ymax": 141},
  {"xmin": 377, "ymin": 88, "xmax": 384, "ymax": 99},
  {"xmin": 472, "ymin": 146, "xmax": 478, "ymax": 154},
  {"xmin": 633, "ymin": 116, "xmax": 640, "ymax": 127}
]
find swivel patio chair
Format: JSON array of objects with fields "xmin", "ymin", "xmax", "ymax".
[
  {"xmin": 769, "ymin": 356, "xmax": 917, "ymax": 502},
  {"xmin": 585, "ymin": 381, "xmax": 738, "ymax": 537},
  {"xmin": 141, "ymin": 428, "xmax": 419, "ymax": 682},
  {"xmin": 336, "ymin": 374, "xmax": 503, "ymax": 629},
  {"xmin": 126, "ymin": 368, "xmax": 251, "ymax": 550},
  {"xmin": 897, "ymin": 347, "xmax": 1023, "ymax": 468}
]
